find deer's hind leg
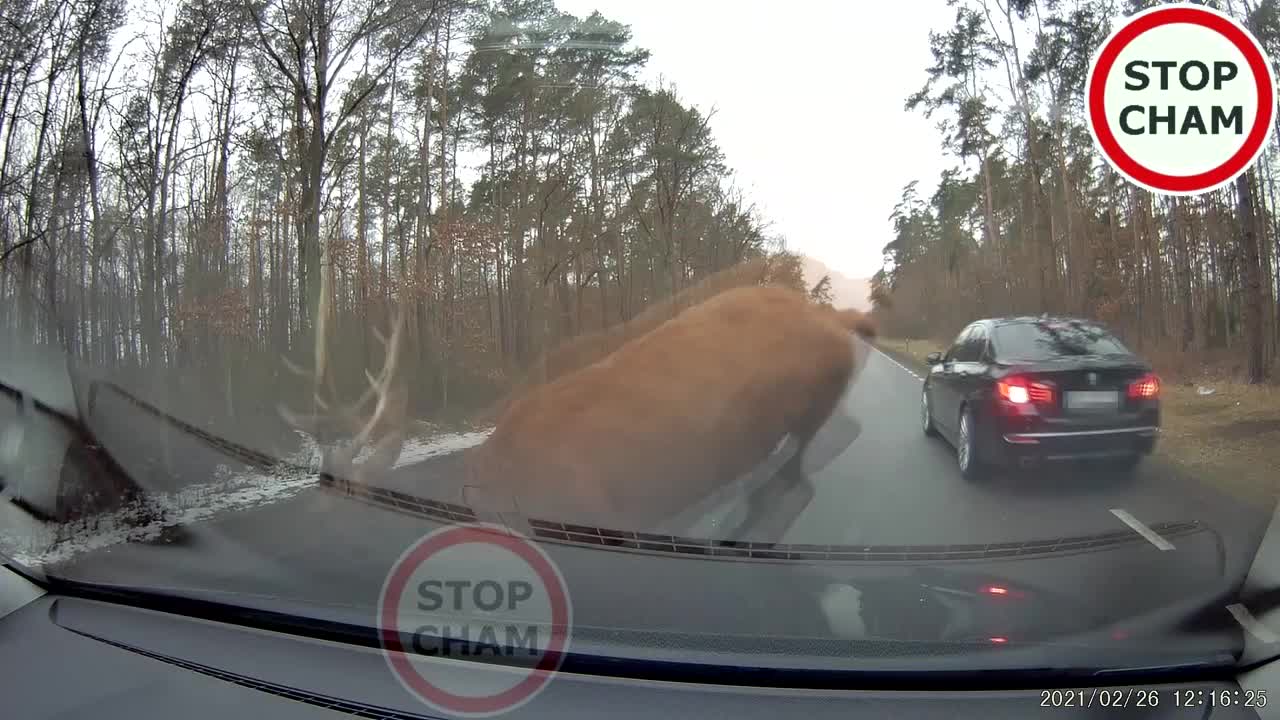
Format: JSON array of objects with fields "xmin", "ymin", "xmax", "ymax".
[{"xmin": 729, "ymin": 361, "xmax": 853, "ymax": 541}]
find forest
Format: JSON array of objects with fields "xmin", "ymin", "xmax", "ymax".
[
  {"xmin": 872, "ymin": 0, "xmax": 1280, "ymax": 384},
  {"xmin": 0, "ymin": 0, "xmax": 814, "ymax": 444}
]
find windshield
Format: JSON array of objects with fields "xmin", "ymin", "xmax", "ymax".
[
  {"xmin": 2, "ymin": 0, "xmax": 1279, "ymax": 702},
  {"xmin": 993, "ymin": 321, "xmax": 1132, "ymax": 361}
]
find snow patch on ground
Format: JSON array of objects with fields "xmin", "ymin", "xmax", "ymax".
[
  {"xmin": 387, "ymin": 429, "xmax": 491, "ymax": 467},
  {"xmin": 0, "ymin": 430, "xmax": 493, "ymax": 568}
]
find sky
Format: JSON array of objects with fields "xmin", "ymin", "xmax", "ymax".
[{"xmin": 552, "ymin": 0, "xmax": 960, "ymax": 281}]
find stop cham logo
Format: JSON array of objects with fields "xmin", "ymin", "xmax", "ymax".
[
  {"xmin": 1086, "ymin": 3, "xmax": 1276, "ymax": 195},
  {"xmin": 378, "ymin": 522, "xmax": 573, "ymax": 717}
]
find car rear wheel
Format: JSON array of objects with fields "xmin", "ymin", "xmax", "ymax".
[
  {"xmin": 957, "ymin": 405, "xmax": 985, "ymax": 481},
  {"xmin": 921, "ymin": 386, "xmax": 938, "ymax": 437}
]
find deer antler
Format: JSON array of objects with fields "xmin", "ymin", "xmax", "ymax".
[{"xmin": 278, "ymin": 302, "xmax": 409, "ymax": 488}]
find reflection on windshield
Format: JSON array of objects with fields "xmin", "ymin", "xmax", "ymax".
[{"xmin": 994, "ymin": 322, "xmax": 1130, "ymax": 361}]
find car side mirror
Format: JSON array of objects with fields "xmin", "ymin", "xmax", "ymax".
[{"xmin": 926, "ymin": 352, "xmax": 943, "ymax": 364}]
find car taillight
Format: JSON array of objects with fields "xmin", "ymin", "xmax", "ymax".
[
  {"xmin": 997, "ymin": 376, "xmax": 1055, "ymax": 405},
  {"xmin": 1127, "ymin": 373, "xmax": 1160, "ymax": 399},
  {"xmin": 980, "ymin": 584, "xmax": 1026, "ymax": 599}
]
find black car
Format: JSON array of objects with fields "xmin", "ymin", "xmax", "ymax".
[{"xmin": 920, "ymin": 316, "xmax": 1161, "ymax": 479}]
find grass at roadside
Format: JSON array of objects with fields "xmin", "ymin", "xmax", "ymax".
[
  {"xmin": 875, "ymin": 337, "xmax": 945, "ymax": 371},
  {"xmin": 874, "ymin": 337, "xmax": 1280, "ymax": 507},
  {"xmin": 1156, "ymin": 382, "xmax": 1280, "ymax": 505}
]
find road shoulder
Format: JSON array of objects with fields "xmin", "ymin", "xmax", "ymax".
[{"xmin": 872, "ymin": 341, "xmax": 930, "ymax": 379}]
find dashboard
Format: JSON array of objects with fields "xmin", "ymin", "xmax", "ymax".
[{"xmin": 2, "ymin": 563, "xmax": 1280, "ymax": 720}]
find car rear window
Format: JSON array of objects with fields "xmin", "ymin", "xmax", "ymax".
[{"xmin": 992, "ymin": 321, "xmax": 1131, "ymax": 361}]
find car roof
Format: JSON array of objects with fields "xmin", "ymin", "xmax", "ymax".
[{"xmin": 983, "ymin": 315, "xmax": 1109, "ymax": 328}]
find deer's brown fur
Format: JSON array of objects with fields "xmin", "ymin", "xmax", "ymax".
[{"xmin": 464, "ymin": 281, "xmax": 877, "ymax": 529}]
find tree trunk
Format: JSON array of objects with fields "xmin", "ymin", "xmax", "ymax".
[{"xmin": 1236, "ymin": 170, "xmax": 1266, "ymax": 382}]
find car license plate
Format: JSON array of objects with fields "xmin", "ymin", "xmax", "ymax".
[{"xmin": 1064, "ymin": 390, "xmax": 1119, "ymax": 410}]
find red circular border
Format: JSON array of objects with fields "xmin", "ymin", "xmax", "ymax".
[
  {"xmin": 378, "ymin": 523, "xmax": 572, "ymax": 716},
  {"xmin": 1087, "ymin": 5, "xmax": 1275, "ymax": 193}
]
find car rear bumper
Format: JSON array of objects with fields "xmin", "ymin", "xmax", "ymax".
[{"xmin": 989, "ymin": 425, "xmax": 1159, "ymax": 466}]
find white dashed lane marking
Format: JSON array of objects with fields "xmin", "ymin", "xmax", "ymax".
[
  {"xmin": 1228, "ymin": 603, "xmax": 1280, "ymax": 644},
  {"xmin": 869, "ymin": 344, "xmax": 923, "ymax": 381},
  {"xmin": 1110, "ymin": 508, "xmax": 1175, "ymax": 551}
]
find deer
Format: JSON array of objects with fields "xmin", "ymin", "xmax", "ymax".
[
  {"xmin": 276, "ymin": 249, "xmax": 411, "ymax": 493},
  {"xmin": 279, "ymin": 256, "xmax": 877, "ymax": 541},
  {"xmin": 279, "ymin": 257, "xmax": 777, "ymax": 490},
  {"xmin": 462, "ymin": 276, "xmax": 879, "ymax": 535}
]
